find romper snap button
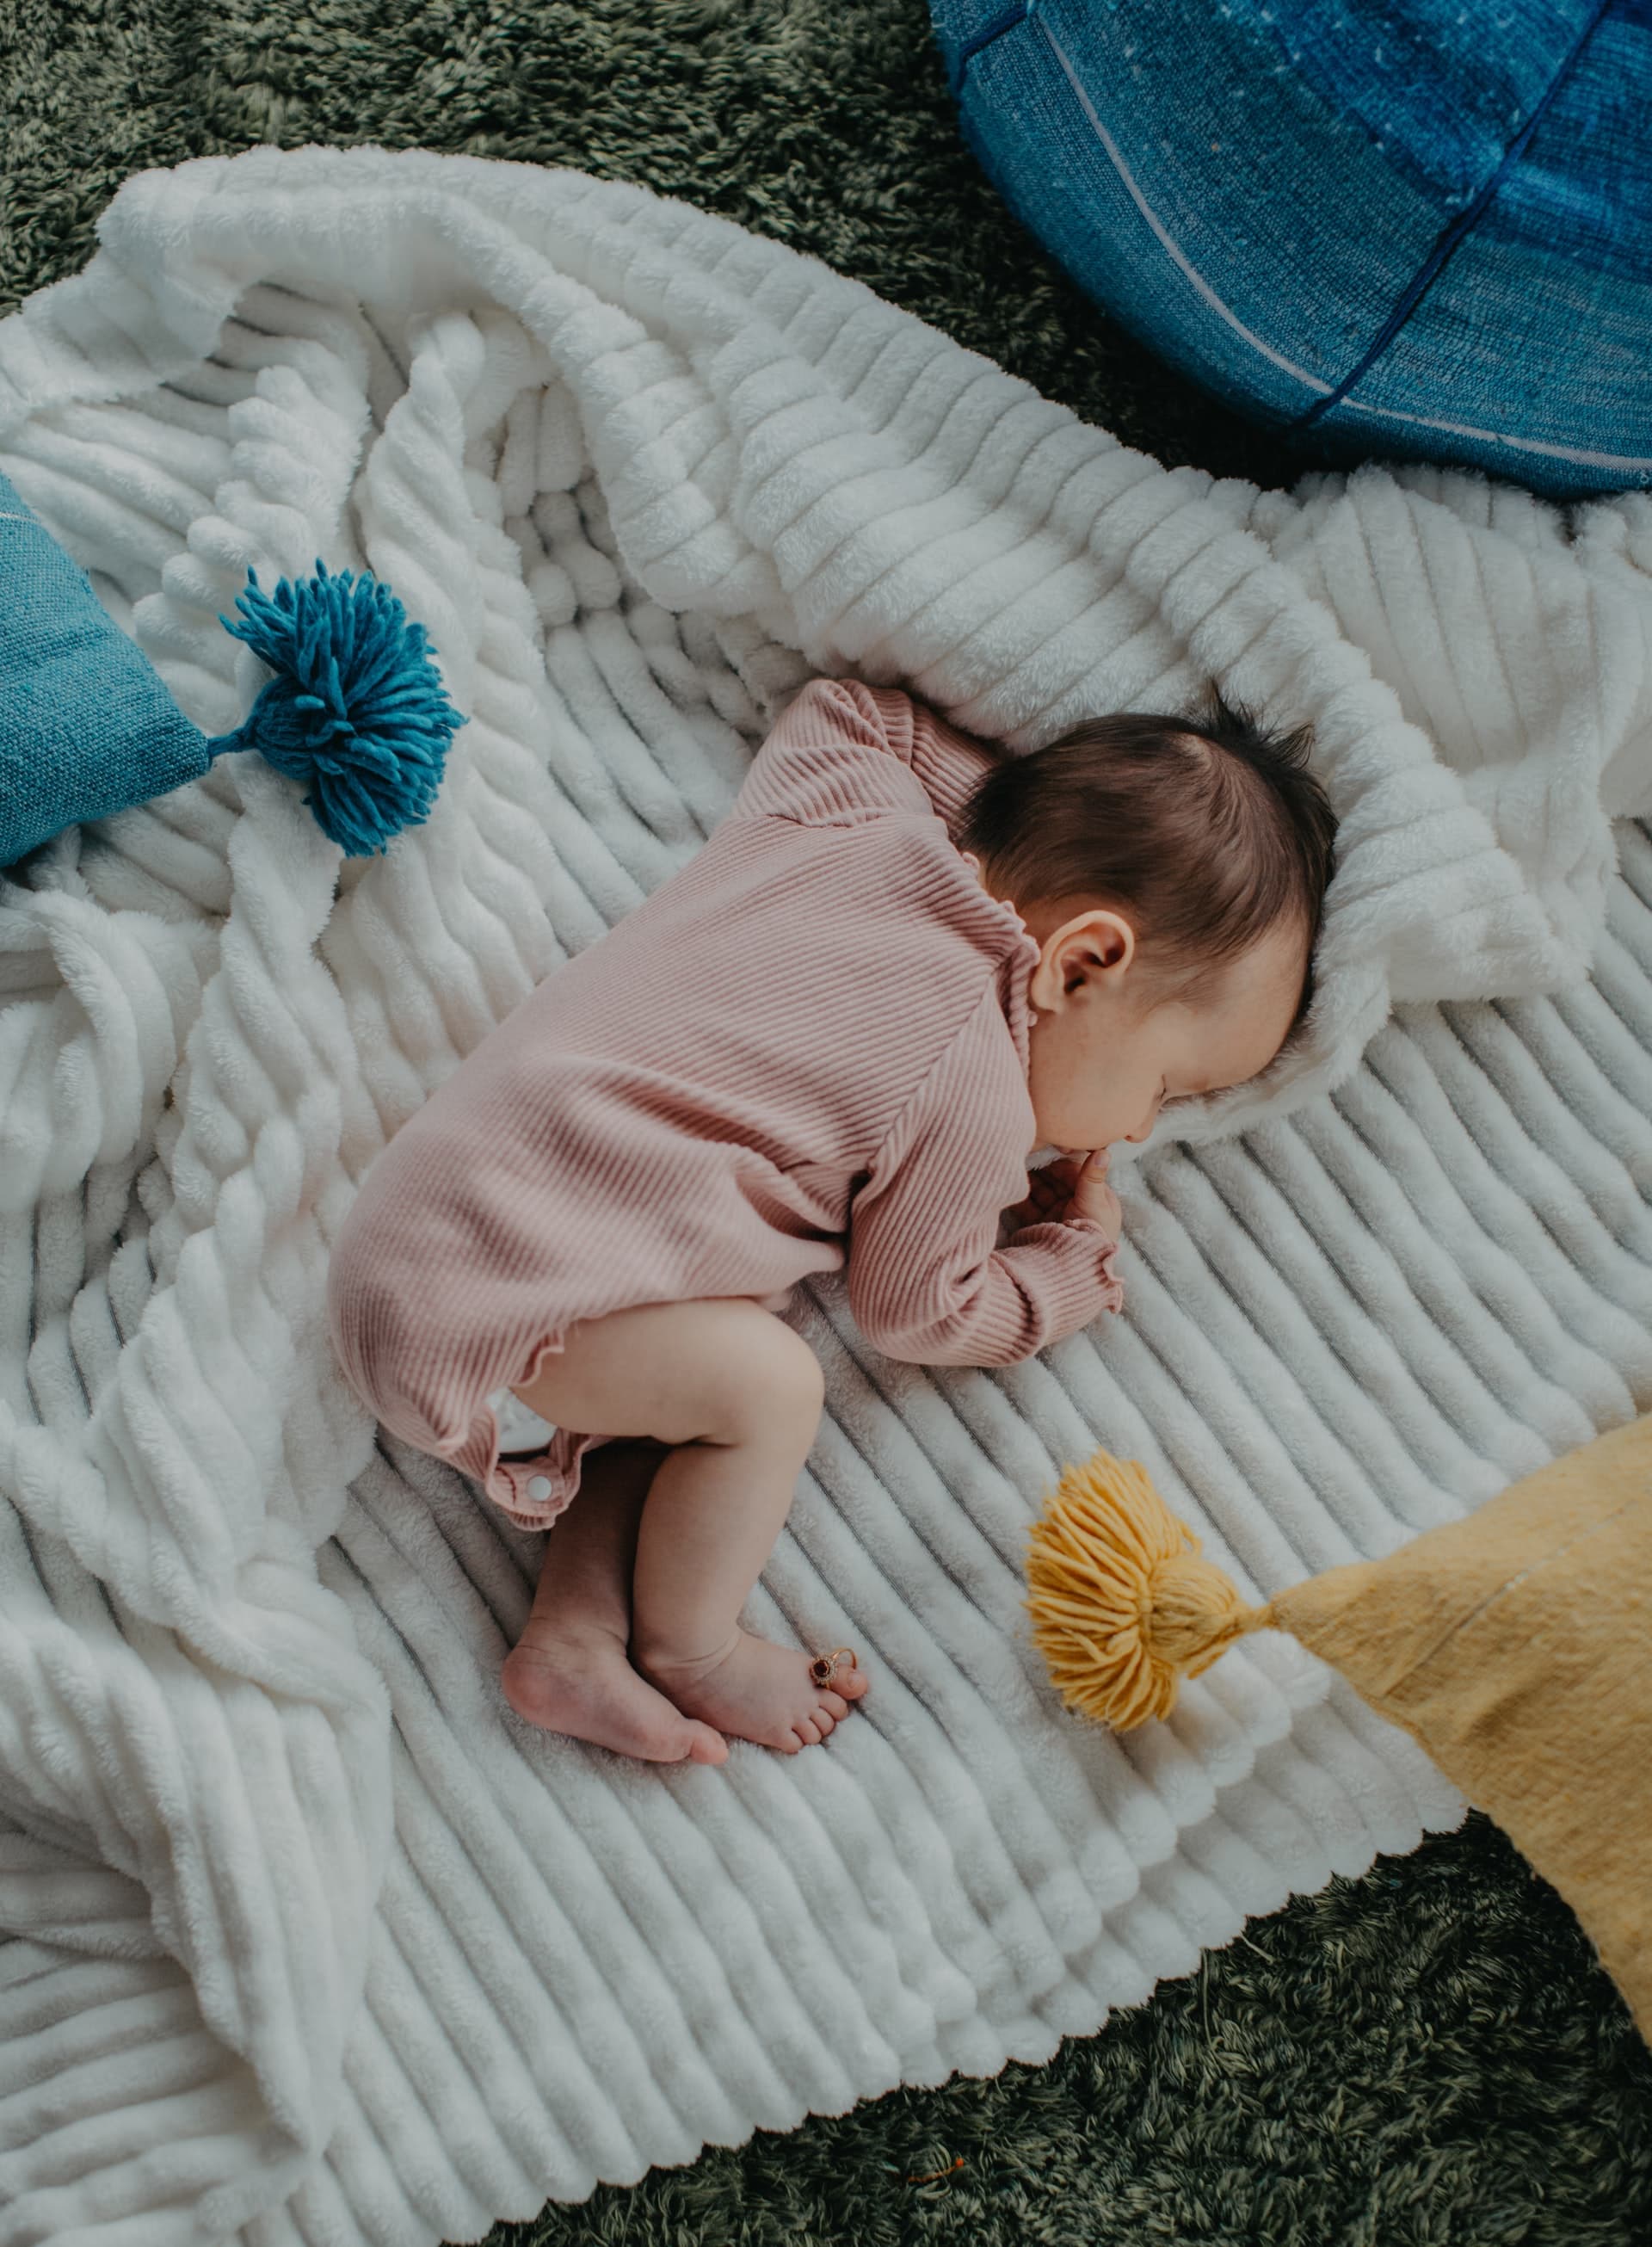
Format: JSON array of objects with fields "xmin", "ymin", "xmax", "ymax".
[{"xmin": 526, "ymin": 1474, "xmax": 552, "ymax": 1501}]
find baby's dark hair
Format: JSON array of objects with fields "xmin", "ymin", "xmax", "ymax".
[{"xmin": 956, "ymin": 691, "xmax": 1338, "ymax": 1024}]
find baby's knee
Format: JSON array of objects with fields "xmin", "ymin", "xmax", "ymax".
[
  {"xmin": 759, "ymin": 1313, "xmax": 826, "ymax": 1422},
  {"xmin": 708, "ymin": 1301, "xmax": 824, "ymax": 1443}
]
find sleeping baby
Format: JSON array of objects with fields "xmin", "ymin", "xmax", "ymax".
[{"xmin": 327, "ymin": 677, "xmax": 1336, "ymax": 1768}]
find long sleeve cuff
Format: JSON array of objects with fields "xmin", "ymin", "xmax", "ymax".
[{"xmin": 996, "ymin": 1213, "xmax": 1125, "ymax": 1342}]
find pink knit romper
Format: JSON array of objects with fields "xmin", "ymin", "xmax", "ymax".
[{"xmin": 326, "ymin": 679, "xmax": 1124, "ymax": 1530}]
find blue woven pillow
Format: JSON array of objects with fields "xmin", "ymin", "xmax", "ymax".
[
  {"xmin": 1, "ymin": 469, "xmax": 465, "ymax": 868},
  {"xmin": 929, "ymin": 0, "xmax": 1651, "ymax": 499}
]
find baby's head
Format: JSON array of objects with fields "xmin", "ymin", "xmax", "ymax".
[{"xmin": 957, "ymin": 692, "xmax": 1337, "ymax": 1151}]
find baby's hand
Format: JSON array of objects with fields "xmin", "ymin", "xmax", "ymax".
[
  {"xmin": 1066, "ymin": 1149, "xmax": 1123, "ymax": 1238},
  {"xmin": 1008, "ymin": 1150, "xmax": 1123, "ymax": 1241}
]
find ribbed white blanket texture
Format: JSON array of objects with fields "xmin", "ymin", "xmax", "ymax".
[{"xmin": 1, "ymin": 145, "xmax": 1649, "ymax": 2247}]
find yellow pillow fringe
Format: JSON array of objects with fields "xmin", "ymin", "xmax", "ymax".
[
  {"xmin": 1026, "ymin": 1424, "xmax": 1652, "ymax": 2050},
  {"xmin": 1026, "ymin": 1447, "xmax": 1273, "ymax": 1731}
]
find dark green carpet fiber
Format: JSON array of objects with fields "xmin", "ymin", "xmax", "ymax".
[{"xmin": 3, "ymin": 6, "xmax": 1649, "ymax": 2243}]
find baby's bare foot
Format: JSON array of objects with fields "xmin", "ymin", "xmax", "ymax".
[
  {"xmin": 638, "ymin": 1631, "xmax": 869, "ymax": 1754},
  {"xmin": 502, "ymin": 1620, "xmax": 728, "ymax": 1765}
]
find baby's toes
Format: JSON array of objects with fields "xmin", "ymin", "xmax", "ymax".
[
  {"xmin": 817, "ymin": 1688, "xmax": 849, "ymax": 1721},
  {"xmin": 834, "ymin": 1664, "xmax": 870, "ymax": 1701},
  {"xmin": 792, "ymin": 1715, "xmax": 823, "ymax": 1747}
]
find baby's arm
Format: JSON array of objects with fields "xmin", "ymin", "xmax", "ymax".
[
  {"xmin": 737, "ymin": 676, "xmax": 1002, "ymax": 837},
  {"xmin": 845, "ymin": 985, "xmax": 1124, "ymax": 1367}
]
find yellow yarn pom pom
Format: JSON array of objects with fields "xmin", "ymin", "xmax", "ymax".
[{"xmin": 1026, "ymin": 1448, "xmax": 1267, "ymax": 1730}]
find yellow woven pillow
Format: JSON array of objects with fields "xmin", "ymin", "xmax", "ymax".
[{"xmin": 1027, "ymin": 1414, "xmax": 1652, "ymax": 2041}]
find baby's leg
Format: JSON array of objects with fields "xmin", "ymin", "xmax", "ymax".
[
  {"xmin": 502, "ymin": 1438, "xmax": 728, "ymax": 1766},
  {"xmin": 510, "ymin": 1298, "xmax": 867, "ymax": 1753}
]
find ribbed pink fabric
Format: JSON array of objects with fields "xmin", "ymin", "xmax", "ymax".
[{"xmin": 326, "ymin": 678, "xmax": 1123, "ymax": 1528}]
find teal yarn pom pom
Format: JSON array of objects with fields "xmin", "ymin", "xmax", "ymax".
[{"xmin": 211, "ymin": 561, "xmax": 465, "ymax": 856}]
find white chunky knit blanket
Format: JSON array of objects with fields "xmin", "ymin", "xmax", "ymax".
[{"xmin": 2, "ymin": 145, "xmax": 1650, "ymax": 2247}]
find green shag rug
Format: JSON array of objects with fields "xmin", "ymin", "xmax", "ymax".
[{"xmin": 4, "ymin": 7, "xmax": 1649, "ymax": 2243}]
